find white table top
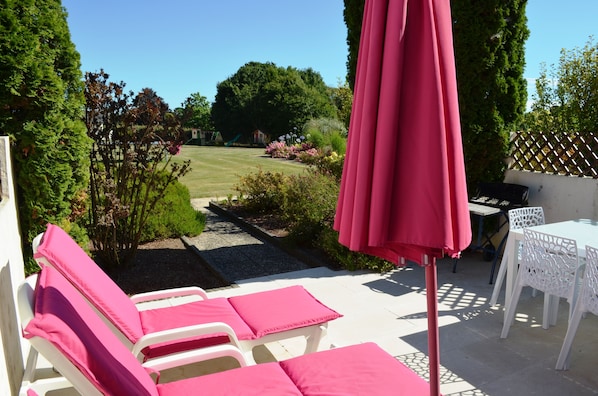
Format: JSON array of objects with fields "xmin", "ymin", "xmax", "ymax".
[{"xmin": 510, "ymin": 218, "xmax": 598, "ymax": 256}]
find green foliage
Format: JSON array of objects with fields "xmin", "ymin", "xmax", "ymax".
[
  {"xmin": 85, "ymin": 71, "xmax": 191, "ymax": 268},
  {"xmin": 526, "ymin": 38, "xmax": 598, "ymax": 134},
  {"xmin": 313, "ymin": 152, "xmax": 345, "ymax": 181},
  {"xmin": 281, "ymin": 170, "xmax": 339, "ymax": 243},
  {"xmin": 303, "ymin": 117, "xmax": 347, "ymax": 155},
  {"xmin": 0, "ymin": 0, "xmax": 91, "ymax": 271},
  {"xmin": 141, "ymin": 180, "xmax": 205, "ymax": 242},
  {"xmin": 177, "ymin": 92, "xmax": 215, "ymax": 131},
  {"xmin": 212, "ymin": 62, "xmax": 337, "ymax": 143},
  {"xmin": 232, "ymin": 163, "xmax": 390, "ymax": 273},
  {"xmin": 452, "ymin": 0, "xmax": 529, "ymax": 192},
  {"xmin": 328, "ymin": 81, "xmax": 354, "ymax": 128},
  {"xmin": 317, "ymin": 227, "xmax": 394, "ymax": 272},
  {"xmin": 234, "ymin": 168, "xmax": 289, "ymax": 213}
]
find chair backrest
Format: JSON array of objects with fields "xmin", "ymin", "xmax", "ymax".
[
  {"xmin": 20, "ymin": 267, "xmax": 157, "ymax": 396},
  {"xmin": 33, "ymin": 224, "xmax": 144, "ymax": 344},
  {"xmin": 521, "ymin": 228, "xmax": 579, "ymax": 299},
  {"xmin": 509, "ymin": 207, "xmax": 545, "ymax": 230},
  {"xmin": 579, "ymin": 245, "xmax": 598, "ymax": 315}
]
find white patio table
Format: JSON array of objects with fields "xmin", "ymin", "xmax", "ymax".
[{"xmin": 490, "ymin": 218, "xmax": 598, "ymax": 319}]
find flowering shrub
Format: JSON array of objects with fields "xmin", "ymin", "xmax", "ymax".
[
  {"xmin": 265, "ymin": 140, "xmax": 317, "ymax": 162},
  {"xmin": 85, "ymin": 71, "xmax": 191, "ymax": 268}
]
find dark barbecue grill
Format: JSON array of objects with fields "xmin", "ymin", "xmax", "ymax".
[
  {"xmin": 458, "ymin": 182, "xmax": 529, "ymax": 283},
  {"xmin": 469, "ymin": 182, "xmax": 529, "ymax": 211}
]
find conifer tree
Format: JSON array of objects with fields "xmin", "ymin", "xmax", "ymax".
[
  {"xmin": 0, "ymin": 0, "xmax": 91, "ymax": 271},
  {"xmin": 344, "ymin": 0, "xmax": 529, "ymax": 191},
  {"xmin": 452, "ymin": 0, "xmax": 529, "ymax": 190}
]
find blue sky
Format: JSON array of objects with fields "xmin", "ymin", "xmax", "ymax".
[{"xmin": 63, "ymin": 0, "xmax": 598, "ymax": 109}]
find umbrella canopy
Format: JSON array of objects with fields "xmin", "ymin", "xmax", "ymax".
[{"xmin": 334, "ymin": 0, "xmax": 472, "ymax": 394}]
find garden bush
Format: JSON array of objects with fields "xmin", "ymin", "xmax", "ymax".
[
  {"xmin": 317, "ymin": 227, "xmax": 395, "ymax": 272},
  {"xmin": 234, "ymin": 168, "xmax": 289, "ymax": 212},
  {"xmin": 230, "ymin": 157, "xmax": 396, "ymax": 273},
  {"xmin": 282, "ymin": 170, "xmax": 339, "ymax": 243},
  {"xmin": 141, "ymin": 179, "xmax": 205, "ymax": 242}
]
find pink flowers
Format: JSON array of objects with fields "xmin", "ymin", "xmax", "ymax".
[
  {"xmin": 265, "ymin": 141, "xmax": 317, "ymax": 161},
  {"xmin": 166, "ymin": 143, "xmax": 182, "ymax": 155}
]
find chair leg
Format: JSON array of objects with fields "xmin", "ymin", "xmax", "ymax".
[
  {"xmin": 489, "ymin": 232, "xmax": 509, "ymax": 284},
  {"xmin": 550, "ymin": 295, "xmax": 560, "ymax": 327},
  {"xmin": 542, "ymin": 294, "xmax": 559, "ymax": 329},
  {"xmin": 501, "ymin": 283, "xmax": 525, "ymax": 338},
  {"xmin": 490, "ymin": 255, "xmax": 508, "ymax": 306},
  {"xmin": 556, "ymin": 308, "xmax": 585, "ymax": 370}
]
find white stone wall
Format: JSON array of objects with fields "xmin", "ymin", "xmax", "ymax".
[
  {"xmin": 504, "ymin": 169, "xmax": 598, "ymax": 222},
  {"xmin": 0, "ymin": 136, "xmax": 26, "ymax": 396}
]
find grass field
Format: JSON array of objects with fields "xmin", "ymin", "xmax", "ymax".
[{"xmin": 173, "ymin": 146, "xmax": 308, "ymax": 199}]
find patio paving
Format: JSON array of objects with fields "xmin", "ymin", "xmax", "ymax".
[{"xmin": 28, "ymin": 199, "xmax": 598, "ymax": 395}]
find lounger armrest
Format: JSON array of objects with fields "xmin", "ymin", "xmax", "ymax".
[
  {"xmin": 130, "ymin": 286, "xmax": 209, "ymax": 304},
  {"xmin": 131, "ymin": 322, "xmax": 241, "ymax": 359},
  {"xmin": 142, "ymin": 344, "xmax": 248, "ymax": 374}
]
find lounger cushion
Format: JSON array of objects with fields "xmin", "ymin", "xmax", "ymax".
[
  {"xmin": 228, "ymin": 286, "xmax": 342, "ymax": 337},
  {"xmin": 34, "ymin": 223, "xmax": 342, "ymax": 361},
  {"xmin": 139, "ymin": 298, "xmax": 255, "ymax": 359},
  {"xmin": 157, "ymin": 362, "xmax": 302, "ymax": 396},
  {"xmin": 280, "ymin": 342, "xmax": 431, "ymax": 395},
  {"xmin": 34, "ymin": 224, "xmax": 145, "ymax": 343},
  {"xmin": 25, "ymin": 267, "xmax": 157, "ymax": 396}
]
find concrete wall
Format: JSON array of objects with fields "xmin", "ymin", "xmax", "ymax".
[
  {"xmin": 0, "ymin": 136, "xmax": 26, "ymax": 396},
  {"xmin": 504, "ymin": 169, "xmax": 598, "ymax": 222}
]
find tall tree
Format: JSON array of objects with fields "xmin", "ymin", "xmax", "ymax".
[
  {"xmin": 452, "ymin": 0, "xmax": 529, "ymax": 190},
  {"xmin": 344, "ymin": 1, "xmax": 529, "ymax": 191},
  {"xmin": 526, "ymin": 38, "xmax": 598, "ymax": 135},
  {"xmin": 343, "ymin": 0, "xmax": 365, "ymax": 91},
  {"xmin": 0, "ymin": 0, "xmax": 91, "ymax": 271},
  {"xmin": 212, "ymin": 61, "xmax": 337, "ymax": 143},
  {"xmin": 178, "ymin": 92, "xmax": 215, "ymax": 131}
]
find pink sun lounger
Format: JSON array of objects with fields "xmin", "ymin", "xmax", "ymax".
[
  {"xmin": 33, "ymin": 224, "xmax": 341, "ymax": 363},
  {"xmin": 19, "ymin": 266, "xmax": 430, "ymax": 395}
]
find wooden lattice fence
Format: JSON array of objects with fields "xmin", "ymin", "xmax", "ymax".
[{"xmin": 509, "ymin": 130, "xmax": 598, "ymax": 178}]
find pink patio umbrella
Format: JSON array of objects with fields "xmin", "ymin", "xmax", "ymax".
[{"xmin": 334, "ymin": 0, "xmax": 472, "ymax": 394}]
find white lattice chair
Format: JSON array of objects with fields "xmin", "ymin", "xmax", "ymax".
[
  {"xmin": 491, "ymin": 207, "xmax": 545, "ymax": 304},
  {"xmin": 501, "ymin": 228, "xmax": 580, "ymax": 338},
  {"xmin": 556, "ymin": 245, "xmax": 598, "ymax": 370}
]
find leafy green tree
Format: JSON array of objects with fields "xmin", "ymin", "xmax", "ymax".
[
  {"xmin": 212, "ymin": 62, "xmax": 337, "ymax": 143},
  {"xmin": 177, "ymin": 92, "xmax": 215, "ymax": 131},
  {"xmin": 0, "ymin": 0, "xmax": 91, "ymax": 271},
  {"xmin": 452, "ymin": 0, "xmax": 529, "ymax": 191},
  {"xmin": 85, "ymin": 71, "xmax": 191, "ymax": 269},
  {"xmin": 527, "ymin": 38, "xmax": 598, "ymax": 134}
]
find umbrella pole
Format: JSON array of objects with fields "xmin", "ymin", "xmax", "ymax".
[{"xmin": 425, "ymin": 256, "xmax": 441, "ymax": 395}]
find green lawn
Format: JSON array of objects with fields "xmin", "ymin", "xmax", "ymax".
[{"xmin": 173, "ymin": 146, "xmax": 307, "ymax": 199}]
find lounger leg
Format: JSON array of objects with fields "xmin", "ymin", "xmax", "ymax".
[
  {"xmin": 20, "ymin": 377, "xmax": 73, "ymax": 396},
  {"xmin": 304, "ymin": 325, "xmax": 326, "ymax": 354},
  {"xmin": 243, "ymin": 349, "xmax": 257, "ymax": 365}
]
